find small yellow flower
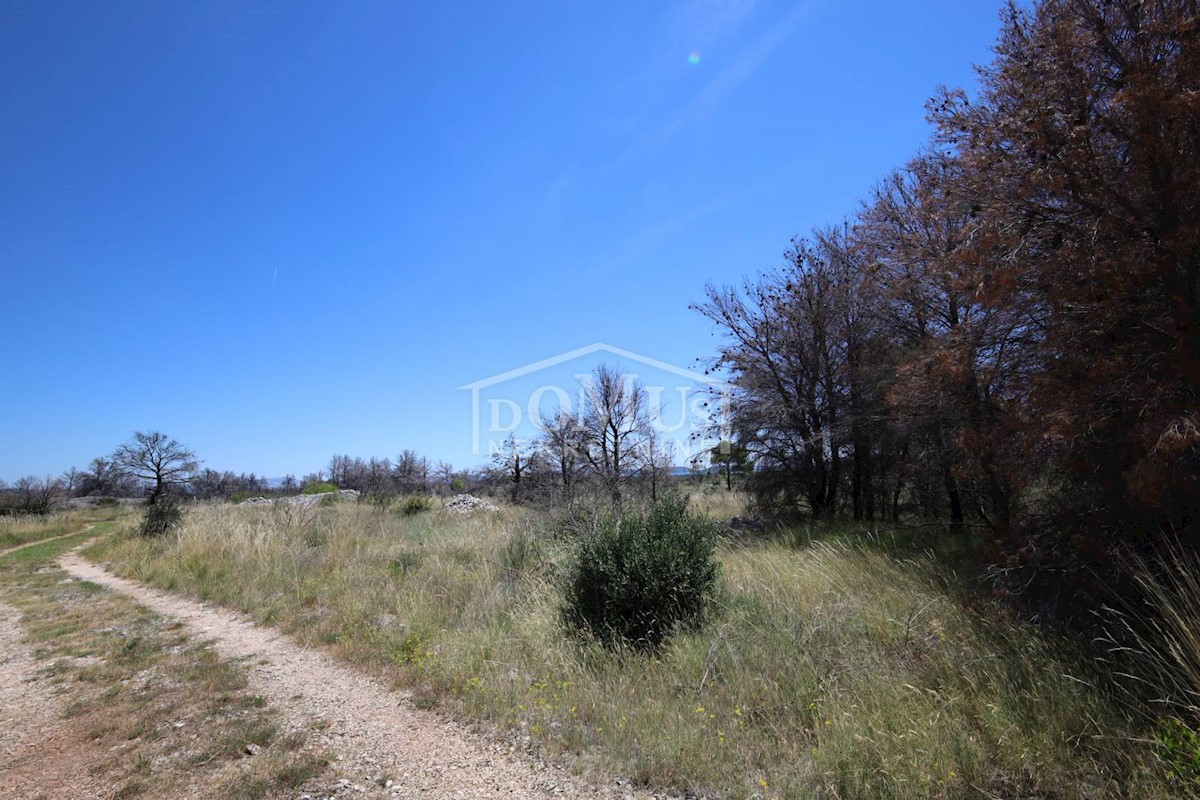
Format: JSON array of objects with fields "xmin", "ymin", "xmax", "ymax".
[
  {"xmin": 695, "ymin": 705, "xmax": 706, "ymax": 714},
  {"xmin": 758, "ymin": 778, "xmax": 769, "ymax": 789}
]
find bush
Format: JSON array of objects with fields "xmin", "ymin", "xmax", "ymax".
[
  {"xmin": 399, "ymin": 495, "xmax": 432, "ymax": 516},
  {"xmin": 1158, "ymin": 716, "xmax": 1200, "ymax": 790},
  {"xmin": 563, "ymin": 498, "xmax": 720, "ymax": 650},
  {"xmin": 301, "ymin": 481, "xmax": 338, "ymax": 495},
  {"xmin": 138, "ymin": 498, "xmax": 183, "ymax": 537}
]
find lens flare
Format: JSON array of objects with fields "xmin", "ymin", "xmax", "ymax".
[{"xmin": 687, "ymin": 51, "xmax": 701, "ymax": 66}]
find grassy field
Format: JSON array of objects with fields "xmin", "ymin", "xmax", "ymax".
[
  {"xmin": 86, "ymin": 493, "xmax": 1179, "ymax": 799},
  {"xmin": 0, "ymin": 511, "xmax": 329, "ymax": 799},
  {"xmin": 0, "ymin": 507, "xmax": 116, "ymax": 550}
]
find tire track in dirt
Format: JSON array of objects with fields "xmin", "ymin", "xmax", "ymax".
[
  {"xmin": 57, "ymin": 551, "xmax": 633, "ymax": 800},
  {"xmin": 0, "ymin": 525, "xmax": 95, "ymax": 559}
]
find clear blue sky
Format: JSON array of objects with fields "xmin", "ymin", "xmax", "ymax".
[{"xmin": 1, "ymin": 0, "xmax": 1004, "ymax": 481}]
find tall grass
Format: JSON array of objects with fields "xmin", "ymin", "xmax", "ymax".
[
  {"xmin": 685, "ymin": 486, "xmax": 750, "ymax": 519},
  {"xmin": 0, "ymin": 507, "xmax": 119, "ymax": 550},
  {"xmin": 1102, "ymin": 539, "xmax": 1200, "ymax": 790},
  {"xmin": 90, "ymin": 502, "xmax": 1172, "ymax": 798}
]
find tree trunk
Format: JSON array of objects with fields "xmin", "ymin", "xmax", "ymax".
[{"xmin": 944, "ymin": 466, "xmax": 964, "ymax": 530}]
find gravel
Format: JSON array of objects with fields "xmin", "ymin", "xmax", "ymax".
[
  {"xmin": 442, "ymin": 495, "xmax": 500, "ymax": 514},
  {"xmin": 55, "ymin": 552, "xmax": 663, "ymax": 800}
]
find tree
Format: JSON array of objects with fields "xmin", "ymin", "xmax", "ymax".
[
  {"xmin": 696, "ymin": 232, "xmax": 865, "ymax": 517},
  {"xmin": 537, "ymin": 409, "xmax": 587, "ymax": 504},
  {"xmin": 433, "ymin": 461, "xmax": 456, "ymax": 494},
  {"xmin": 77, "ymin": 456, "xmax": 134, "ymax": 497},
  {"xmin": 709, "ymin": 440, "xmax": 750, "ymax": 491},
  {"xmin": 0, "ymin": 475, "xmax": 63, "ymax": 515},
  {"xmin": 642, "ymin": 424, "xmax": 675, "ymax": 504},
  {"xmin": 60, "ymin": 467, "xmax": 82, "ymax": 496},
  {"xmin": 112, "ymin": 431, "xmax": 200, "ymax": 504},
  {"xmin": 924, "ymin": 0, "xmax": 1200, "ymax": 612},
  {"xmin": 577, "ymin": 364, "xmax": 651, "ymax": 512},
  {"xmin": 492, "ymin": 434, "xmax": 537, "ymax": 503},
  {"xmin": 394, "ymin": 450, "xmax": 429, "ymax": 493},
  {"xmin": 693, "ymin": 0, "xmax": 1200, "ymax": 621},
  {"xmin": 861, "ymin": 154, "xmax": 1029, "ymax": 531}
]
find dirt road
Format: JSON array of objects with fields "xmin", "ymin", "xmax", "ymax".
[{"xmin": 55, "ymin": 551, "xmax": 627, "ymax": 799}]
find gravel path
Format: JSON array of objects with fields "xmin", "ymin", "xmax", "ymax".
[{"xmin": 57, "ymin": 551, "xmax": 633, "ymax": 800}]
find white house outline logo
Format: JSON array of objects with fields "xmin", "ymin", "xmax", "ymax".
[{"xmin": 458, "ymin": 342, "xmax": 733, "ymax": 456}]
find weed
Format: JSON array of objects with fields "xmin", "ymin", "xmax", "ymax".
[
  {"xmin": 87, "ymin": 501, "xmax": 1174, "ymax": 799},
  {"xmin": 399, "ymin": 494, "xmax": 433, "ymax": 516}
]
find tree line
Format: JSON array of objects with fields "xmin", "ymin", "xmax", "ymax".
[
  {"xmin": 0, "ymin": 433, "xmax": 463, "ymax": 512},
  {"xmin": 696, "ymin": 0, "xmax": 1199, "ymax": 620}
]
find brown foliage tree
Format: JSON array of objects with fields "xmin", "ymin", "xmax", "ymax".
[{"xmin": 698, "ymin": 0, "xmax": 1200, "ymax": 619}]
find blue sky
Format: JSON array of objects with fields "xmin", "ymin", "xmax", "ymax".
[{"xmin": 1, "ymin": 0, "xmax": 1004, "ymax": 481}]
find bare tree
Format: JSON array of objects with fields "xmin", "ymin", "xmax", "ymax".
[
  {"xmin": 433, "ymin": 461, "xmax": 456, "ymax": 494},
  {"xmin": 537, "ymin": 408, "xmax": 587, "ymax": 504},
  {"xmin": 60, "ymin": 467, "xmax": 83, "ymax": 497},
  {"xmin": 492, "ymin": 434, "xmax": 538, "ymax": 503},
  {"xmin": 112, "ymin": 431, "xmax": 200, "ymax": 504},
  {"xmin": 327, "ymin": 454, "xmax": 352, "ymax": 488},
  {"xmin": 642, "ymin": 424, "xmax": 674, "ymax": 504},
  {"xmin": 394, "ymin": 450, "xmax": 429, "ymax": 492},
  {"xmin": 77, "ymin": 456, "xmax": 133, "ymax": 497},
  {"xmin": 0, "ymin": 475, "xmax": 64, "ymax": 515},
  {"xmin": 578, "ymin": 364, "xmax": 650, "ymax": 512}
]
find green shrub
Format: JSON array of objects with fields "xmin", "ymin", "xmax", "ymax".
[
  {"xmin": 1157, "ymin": 716, "xmax": 1200, "ymax": 790},
  {"xmin": 138, "ymin": 498, "xmax": 183, "ymax": 537},
  {"xmin": 399, "ymin": 495, "xmax": 432, "ymax": 516},
  {"xmin": 300, "ymin": 482, "xmax": 337, "ymax": 495},
  {"xmin": 365, "ymin": 492, "xmax": 392, "ymax": 509},
  {"xmin": 563, "ymin": 497, "xmax": 720, "ymax": 650}
]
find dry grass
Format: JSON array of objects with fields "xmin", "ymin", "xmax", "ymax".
[
  {"xmin": 0, "ymin": 507, "xmax": 114, "ymax": 550},
  {"xmin": 0, "ymin": 511, "xmax": 329, "ymax": 799},
  {"xmin": 89, "ymin": 500, "xmax": 1173, "ymax": 799},
  {"xmin": 685, "ymin": 485, "xmax": 750, "ymax": 519},
  {"xmin": 1101, "ymin": 539, "xmax": 1200, "ymax": 791}
]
